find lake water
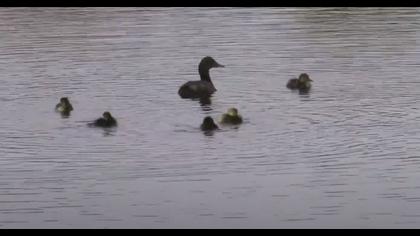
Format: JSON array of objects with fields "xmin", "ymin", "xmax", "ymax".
[{"xmin": 1, "ymin": 7, "xmax": 420, "ymax": 228}]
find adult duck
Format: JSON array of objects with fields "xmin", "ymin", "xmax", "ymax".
[{"xmin": 178, "ymin": 56, "xmax": 224, "ymax": 99}]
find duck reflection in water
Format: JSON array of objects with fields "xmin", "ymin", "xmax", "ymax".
[{"xmin": 197, "ymin": 96, "xmax": 212, "ymax": 111}]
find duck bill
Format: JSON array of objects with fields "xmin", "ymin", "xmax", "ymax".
[{"xmin": 215, "ymin": 63, "xmax": 225, "ymax": 68}]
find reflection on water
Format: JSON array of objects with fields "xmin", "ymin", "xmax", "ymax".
[
  {"xmin": 1, "ymin": 7, "xmax": 420, "ymax": 228},
  {"xmin": 198, "ymin": 97, "xmax": 213, "ymax": 111},
  {"xmin": 202, "ymin": 130, "xmax": 217, "ymax": 137},
  {"xmin": 58, "ymin": 111, "xmax": 72, "ymax": 119},
  {"xmin": 198, "ymin": 97, "xmax": 212, "ymax": 106}
]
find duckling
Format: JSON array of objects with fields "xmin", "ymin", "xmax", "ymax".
[
  {"xmin": 55, "ymin": 97, "xmax": 73, "ymax": 114},
  {"xmin": 89, "ymin": 111, "xmax": 117, "ymax": 128},
  {"xmin": 178, "ymin": 56, "xmax": 224, "ymax": 99},
  {"xmin": 286, "ymin": 73, "xmax": 313, "ymax": 91},
  {"xmin": 220, "ymin": 108, "xmax": 243, "ymax": 125},
  {"xmin": 200, "ymin": 116, "xmax": 219, "ymax": 131}
]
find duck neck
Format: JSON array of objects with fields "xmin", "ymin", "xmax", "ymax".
[{"xmin": 199, "ymin": 67, "xmax": 212, "ymax": 83}]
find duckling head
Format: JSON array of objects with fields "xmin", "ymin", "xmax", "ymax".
[
  {"xmin": 60, "ymin": 97, "xmax": 70, "ymax": 105},
  {"xmin": 298, "ymin": 73, "xmax": 313, "ymax": 83},
  {"xmin": 201, "ymin": 116, "xmax": 218, "ymax": 131},
  {"xmin": 203, "ymin": 116, "xmax": 215, "ymax": 125},
  {"xmin": 227, "ymin": 107, "xmax": 239, "ymax": 117},
  {"xmin": 103, "ymin": 111, "xmax": 112, "ymax": 120}
]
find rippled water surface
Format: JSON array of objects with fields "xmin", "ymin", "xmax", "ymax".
[{"xmin": 1, "ymin": 7, "xmax": 420, "ymax": 228}]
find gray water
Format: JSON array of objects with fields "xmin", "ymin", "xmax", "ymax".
[{"xmin": 1, "ymin": 7, "xmax": 420, "ymax": 228}]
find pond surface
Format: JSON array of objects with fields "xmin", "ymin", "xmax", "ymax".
[{"xmin": 1, "ymin": 7, "xmax": 420, "ymax": 228}]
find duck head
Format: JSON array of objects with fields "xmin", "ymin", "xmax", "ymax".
[
  {"xmin": 201, "ymin": 116, "xmax": 218, "ymax": 130},
  {"xmin": 227, "ymin": 107, "xmax": 239, "ymax": 117},
  {"xmin": 203, "ymin": 116, "xmax": 216, "ymax": 125},
  {"xmin": 103, "ymin": 111, "xmax": 113, "ymax": 120},
  {"xmin": 60, "ymin": 97, "xmax": 70, "ymax": 105},
  {"xmin": 298, "ymin": 73, "xmax": 313, "ymax": 83},
  {"xmin": 199, "ymin": 56, "xmax": 224, "ymax": 72}
]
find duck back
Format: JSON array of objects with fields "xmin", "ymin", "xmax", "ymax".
[
  {"xmin": 91, "ymin": 118, "xmax": 117, "ymax": 128},
  {"xmin": 286, "ymin": 78, "xmax": 299, "ymax": 89},
  {"xmin": 221, "ymin": 114, "xmax": 243, "ymax": 125}
]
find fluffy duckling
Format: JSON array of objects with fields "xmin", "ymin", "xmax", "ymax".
[
  {"xmin": 89, "ymin": 111, "xmax": 117, "ymax": 128},
  {"xmin": 178, "ymin": 56, "xmax": 224, "ymax": 99},
  {"xmin": 220, "ymin": 108, "xmax": 243, "ymax": 125},
  {"xmin": 286, "ymin": 73, "xmax": 313, "ymax": 91},
  {"xmin": 200, "ymin": 116, "xmax": 219, "ymax": 131},
  {"xmin": 55, "ymin": 97, "xmax": 73, "ymax": 114}
]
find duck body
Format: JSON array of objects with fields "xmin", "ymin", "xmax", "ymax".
[
  {"xmin": 55, "ymin": 97, "xmax": 73, "ymax": 114},
  {"xmin": 89, "ymin": 112, "xmax": 117, "ymax": 128},
  {"xmin": 220, "ymin": 108, "xmax": 243, "ymax": 125},
  {"xmin": 221, "ymin": 114, "xmax": 243, "ymax": 125},
  {"xmin": 200, "ymin": 116, "xmax": 219, "ymax": 131},
  {"xmin": 93, "ymin": 118, "xmax": 117, "ymax": 128},
  {"xmin": 286, "ymin": 78, "xmax": 300, "ymax": 89},
  {"xmin": 178, "ymin": 80, "xmax": 216, "ymax": 99},
  {"xmin": 287, "ymin": 73, "xmax": 312, "ymax": 91},
  {"xmin": 178, "ymin": 56, "xmax": 224, "ymax": 99}
]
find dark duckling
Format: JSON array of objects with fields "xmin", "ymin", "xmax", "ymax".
[
  {"xmin": 55, "ymin": 97, "xmax": 73, "ymax": 114},
  {"xmin": 200, "ymin": 116, "xmax": 219, "ymax": 131},
  {"xmin": 89, "ymin": 111, "xmax": 117, "ymax": 128},
  {"xmin": 178, "ymin": 56, "xmax": 224, "ymax": 99},
  {"xmin": 286, "ymin": 73, "xmax": 313, "ymax": 91},
  {"xmin": 220, "ymin": 108, "xmax": 243, "ymax": 125}
]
